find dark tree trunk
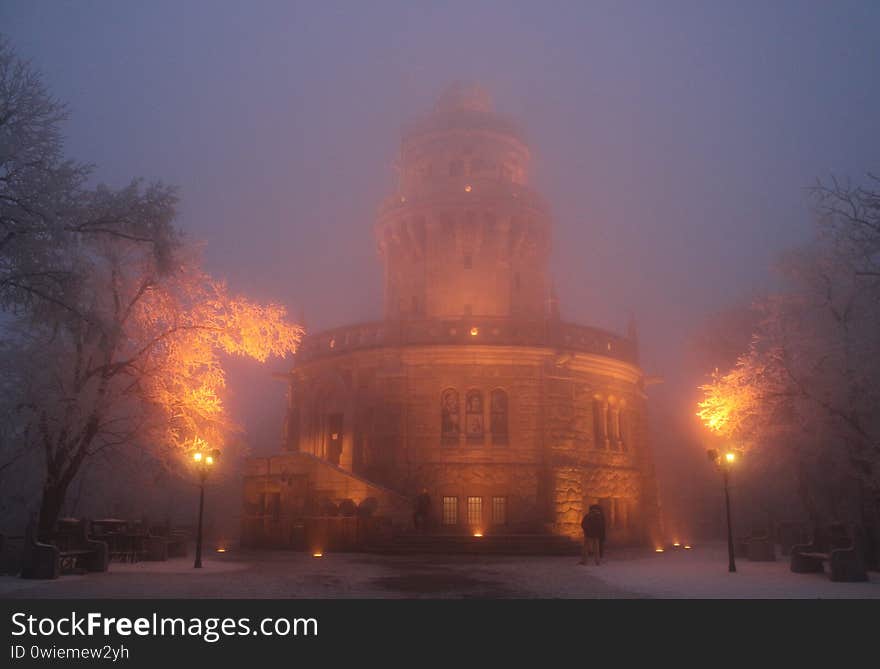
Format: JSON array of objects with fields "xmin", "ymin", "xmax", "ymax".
[{"xmin": 37, "ymin": 480, "xmax": 70, "ymax": 539}]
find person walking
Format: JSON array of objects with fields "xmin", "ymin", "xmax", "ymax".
[
  {"xmin": 580, "ymin": 504, "xmax": 606, "ymax": 565},
  {"xmin": 413, "ymin": 489, "xmax": 431, "ymax": 532}
]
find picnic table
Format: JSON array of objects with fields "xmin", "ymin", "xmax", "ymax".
[{"xmin": 90, "ymin": 519, "xmax": 148, "ymax": 563}]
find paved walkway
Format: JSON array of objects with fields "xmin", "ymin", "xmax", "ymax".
[{"xmin": 1, "ymin": 543, "xmax": 878, "ymax": 598}]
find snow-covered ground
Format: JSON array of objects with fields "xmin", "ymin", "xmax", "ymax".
[{"xmin": 1, "ymin": 542, "xmax": 877, "ymax": 598}]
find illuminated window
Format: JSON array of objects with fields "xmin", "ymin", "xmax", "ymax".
[
  {"xmin": 490, "ymin": 389, "xmax": 509, "ymax": 446},
  {"xmin": 442, "ymin": 496, "xmax": 458, "ymax": 526},
  {"xmin": 609, "ymin": 405, "xmax": 620, "ymax": 451},
  {"xmin": 467, "ymin": 497, "xmax": 482, "ymax": 526},
  {"xmin": 441, "ymin": 389, "xmax": 460, "ymax": 444},
  {"xmin": 593, "ymin": 399, "xmax": 608, "ymax": 448},
  {"xmin": 492, "ymin": 497, "xmax": 507, "ymax": 525},
  {"xmin": 465, "ymin": 390, "xmax": 484, "ymax": 443}
]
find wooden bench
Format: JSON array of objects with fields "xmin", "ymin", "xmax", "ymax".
[
  {"xmin": 146, "ymin": 524, "xmax": 189, "ymax": 559},
  {"xmin": 790, "ymin": 523, "xmax": 868, "ymax": 582}
]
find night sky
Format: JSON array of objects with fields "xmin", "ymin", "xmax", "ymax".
[{"xmin": 3, "ymin": 1, "xmax": 878, "ymax": 476}]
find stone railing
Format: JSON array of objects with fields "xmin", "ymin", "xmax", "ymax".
[
  {"xmin": 378, "ymin": 180, "xmax": 549, "ymax": 219},
  {"xmin": 296, "ymin": 318, "xmax": 638, "ymax": 365}
]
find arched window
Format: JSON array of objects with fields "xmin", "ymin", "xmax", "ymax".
[
  {"xmin": 490, "ymin": 389, "xmax": 509, "ymax": 445},
  {"xmin": 441, "ymin": 389, "xmax": 460, "ymax": 444},
  {"xmin": 593, "ymin": 399, "xmax": 608, "ymax": 448},
  {"xmin": 465, "ymin": 390, "xmax": 484, "ymax": 443}
]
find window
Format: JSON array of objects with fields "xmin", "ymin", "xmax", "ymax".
[
  {"xmin": 467, "ymin": 497, "xmax": 483, "ymax": 527},
  {"xmin": 492, "ymin": 497, "xmax": 507, "ymax": 525},
  {"xmin": 465, "ymin": 390, "xmax": 484, "ymax": 443},
  {"xmin": 490, "ymin": 389, "xmax": 509, "ymax": 445},
  {"xmin": 449, "ymin": 160, "xmax": 463, "ymax": 177},
  {"xmin": 593, "ymin": 399, "xmax": 608, "ymax": 448},
  {"xmin": 441, "ymin": 389, "xmax": 460, "ymax": 444},
  {"xmin": 325, "ymin": 412, "xmax": 343, "ymax": 465},
  {"xmin": 609, "ymin": 406, "xmax": 620, "ymax": 451},
  {"xmin": 463, "ymin": 254, "xmax": 472, "ymax": 269},
  {"xmin": 442, "ymin": 496, "xmax": 458, "ymax": 526},
  {"xmin": 514, "ymin": 272, "xmax": 521, "ymax": 290},
  {"xmin": 264, "ymin": 492, "xmax": 281, "ymax": 521},
  {"xmin": 411, "ymin": 295, "xmax": 420, "ymax": 315},
  {"xmin": 618, "ymin": 408, "xmax": 627, "ymax": 451}
]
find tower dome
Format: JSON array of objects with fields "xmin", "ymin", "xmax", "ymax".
[
  {"xmin": 434, "ymin": 82, "xmax": 493, "ymax": 113},
  {"xmin": 377, "ymin": 85, "xmax": 549, "ymax": 321}
]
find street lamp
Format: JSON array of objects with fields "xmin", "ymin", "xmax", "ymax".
[
  {"xmin": 708, "ymin": 447, "xmax": 737, "ymax": 573},
  {"xmin": 192, "ymin": 445, "xmax": 220, "ymax": 569}
]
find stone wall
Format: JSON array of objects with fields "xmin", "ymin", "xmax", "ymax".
[{"xmin": 272, "ymin": 342, "xmax": 662, "ymax": 545}]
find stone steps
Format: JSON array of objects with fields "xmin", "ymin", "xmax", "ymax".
[{"xmin": 366, "ymin": 533, "xmax": 581, "ymax": 555}]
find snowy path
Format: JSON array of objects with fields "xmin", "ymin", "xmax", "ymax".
[{"xmin": 1, "ymin": 543, "xmax": 877, "ymax": 598}]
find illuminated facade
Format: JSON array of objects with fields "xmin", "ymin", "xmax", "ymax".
[{"xmin": 242, "ymin": 84, "xmax": 662, "ymax": 547}]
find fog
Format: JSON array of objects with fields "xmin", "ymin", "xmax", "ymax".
[{"xmin": 4, "ymin": 1, "xmax": 879, "ymax": 534}]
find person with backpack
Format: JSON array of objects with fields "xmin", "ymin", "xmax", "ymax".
[{"xmin": 580, "ymin": 504, "xmax": 606, "ymax": 565}]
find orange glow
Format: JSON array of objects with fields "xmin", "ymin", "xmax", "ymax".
[
  {"xmin": 205, "ymin": 455, "xmax": 214, "ymax": 465},
  {"xmin": 464, "ymin": 184, "xmax": 472, "ymax": 192},
  {"xmin": 697, "ymin": 364, "xmax": 761, "ymax": 437},
  {"xmin": 312, "ymin": 551, "xmax": 323, "ymax": 558},
  {"xmin": 473, "ymin": 532, "xmax": 483, "ymax": 537},
  {"xmin": 725, "ymin": 451, "xmax": 736, "ymax": 464},
  {"xmin": 672, "ymin": 542, "xmax": 681, "ymax": 548},
  {"xmin": 216, "ymin": 547, "xmax": 226, "ymax": 553},
  {"xmin": 470, "ymin": 327, "xmax": 479, "ymax": 336},
  {"xmin": 655, "ymin": 548, "xmax": 665, "ymax": 553},
  {"xmin": 131, "ymin": 272, "xmax": 302, "ymax": 462},
  {"xmin": 684, "ymin": 545, "xmax": 693, "ymax": 550}
]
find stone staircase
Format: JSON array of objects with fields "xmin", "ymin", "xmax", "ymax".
[{"xmin": 367, "ymin": 532, "xmax": 581, "ymax": 556}]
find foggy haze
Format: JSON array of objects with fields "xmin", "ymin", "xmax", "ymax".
[{"xmin": 3, "ymin": 1, "xmax": 879, "ymax": 521}]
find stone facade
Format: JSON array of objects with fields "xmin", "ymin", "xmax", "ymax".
[{"xmin": 242, "ymin": 84, "xmax": 662, "ymax": 548}]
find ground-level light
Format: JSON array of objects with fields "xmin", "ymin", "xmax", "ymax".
[
  {"xmin": 473, "ymin": 532, "xmax": 483, "ymax": 537},
  {"xmin": 655, "ymin": 547, "xmax": 665, "ymax": 553},
  {"xmin": 312, "ymin": 551, "xmax": 323, "ymax": 558}
]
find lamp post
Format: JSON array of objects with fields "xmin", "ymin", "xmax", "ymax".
[
  {"xmin": 708, "ymin": 448, "xmax": 737, "ymax": 573},
  {"xmin": 192, "ymin": 446, "xmax": 219, "ymax": 569}
]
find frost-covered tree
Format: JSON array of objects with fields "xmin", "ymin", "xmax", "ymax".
[
  {"xmin": 0, "ymin": 37, "xmax": 303, "ymax": 534},
  {"xmin": 698, "ymin": 176, "xmax": 880, "ymax": 533}
]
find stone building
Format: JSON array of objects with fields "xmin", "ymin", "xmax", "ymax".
[{"xmin": 242, "ymin": 84, "xmax": 662, "ymax": 548}]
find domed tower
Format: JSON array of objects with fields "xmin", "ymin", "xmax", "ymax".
[
  {"xmin": 377, "ymin": 83, "xmax": 550, "ymax": 321},
  {"xmin": 242, "ymin": 84, "xmax": 663, "ymax": 551}
]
